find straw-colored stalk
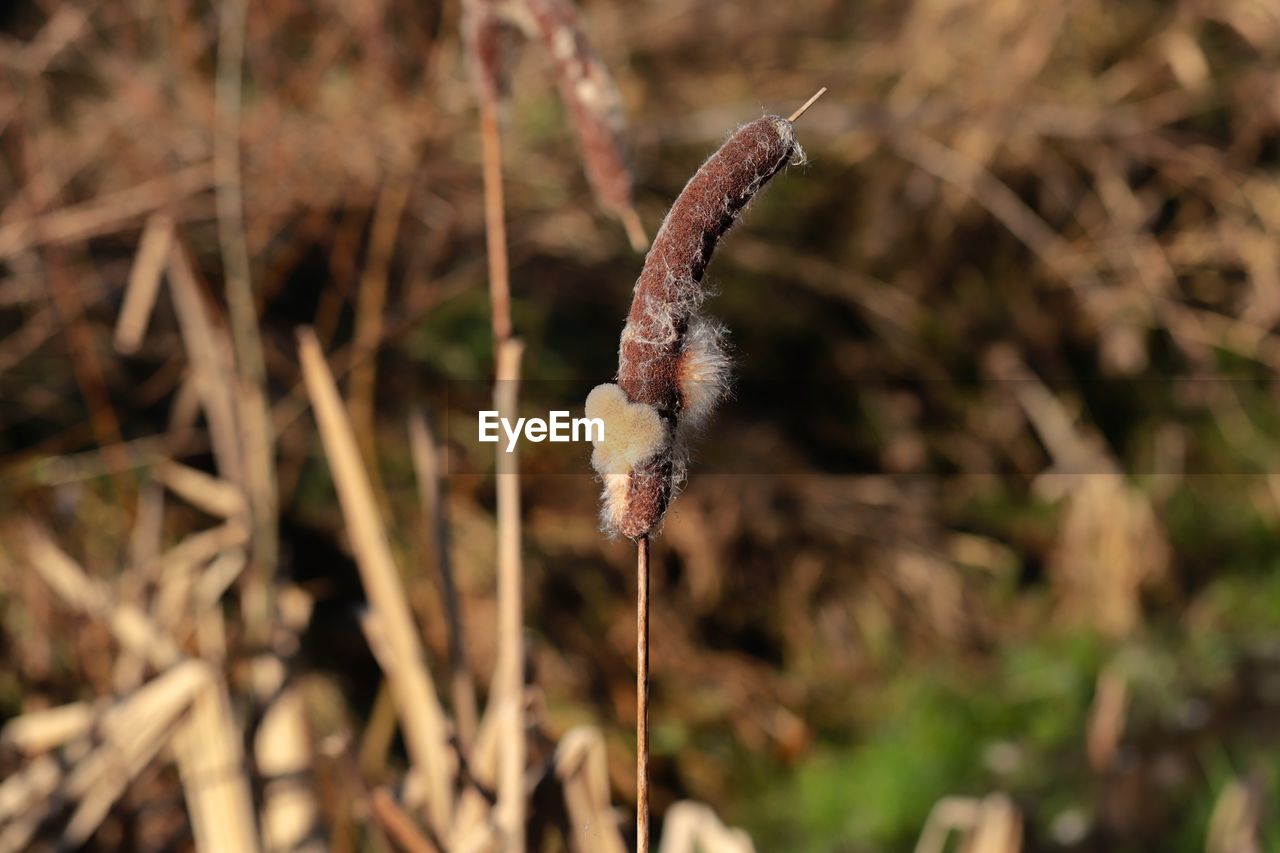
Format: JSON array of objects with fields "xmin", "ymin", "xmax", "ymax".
[
  {"xmin": 493, "ymin": 337, "xmax": 526, "ymax": 851},
  {"xmin": 553, "ymin": 727, "xmax": 628, "ymax": 853},
  {"xmin": 657, "ymin": 801, "xmax": 755, "ymax": 853},
  {"xmin": 469, "ymin": 20, "xmax": 527, "ymax": 844},
  {"xmin": 298, "ymin": 329, "xmax": 454, "ymax": 838},
  {"xmin": 172, "ymin": 674, "xmax": 262, "ymax": 853}
]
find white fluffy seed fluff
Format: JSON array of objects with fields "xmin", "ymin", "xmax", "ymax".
[
  {"xmin": 584, "ymin": 383, "xmax": 670, "ymax": 532},
  {"xmin": 675, "ymin": 318, "xmax": 730, "ymax": 431},
  {"xmin": 584, "ymin": 383, "xmax": 668, "ymax": 474}
]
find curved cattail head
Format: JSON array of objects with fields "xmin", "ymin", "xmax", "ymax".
[
  {"xmin": 587, "ymin": 115, "xmax": 803, "ymax": 539},
  {"xmin": 524, "ymin": 0, "xmax": 645, "ymax": 248},
  {"xmin": 462, "ymin": 0, "xmax": 523, "ymax": 101}
]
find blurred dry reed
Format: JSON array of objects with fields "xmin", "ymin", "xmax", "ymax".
[{"xmin": 3, "ymin": 0, "xmax": 1280, "ymax": 850}]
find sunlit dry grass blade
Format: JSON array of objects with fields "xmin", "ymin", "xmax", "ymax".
[
  {"xmin": 0, "ymin": 754, "xmax": 62, "ymax": 851},
  {"xmin": 154, "ymin": 460, "xmax": 249, "ymax": 521},
  {"xmin": 657, "ymin": 801, "xmax": 755, "ymax": 853},
  {"xmin": 453, "ymin": 702, "xmax": 503, "ymax": 844},
  {"xmin": 0, "ymin": 663, "xmax": 208, "ymax": 850},
  {"xmin": 148, "ymin": 522, "xmax": 249, "ymax": 584},
  {"xmin": 0, "ymin": 163, "xmax": 214, "ymax": 259},
  {"xmin": 128, "ymin": 479, "xmax": 166, "ymax": 570},
  {"xmin": 914, "ymin": 794, "xmax": 1022, "ymax": 853},
  {"xmin": 409, "ymin": 408, "xmax": 478, "ymax": 752},
  {"xmin": 172, "ymin": 674, "xmax": 262, "ymax": 853},
  {"xmin": 257, "ymin": 682, "xmax": 323, "ymax": 853},
  {"xmin": 59, "ymin": 661, "xmax": 212, "ymax": 848},
  {"xmin": 297, "ymin": 328, "xmax": 455, "ymax": 838},
  {"xmin": 554, "ymin": 727, "xmax": 627, "ymax": 853},
  {"xmin": 141, "ymin": 525, "xmax": 249, "ymax": 651},
  {"xmin": 968, "ymin": 794, "xmax": 1022, "ymax": 853},
  {"xmin": 166, "ymin": 240, "xmax": 244, "ymax": 484},
  {"xmin": 22, "ymin": 519, "xmax": 182, "ymax": 668},
  {"xmin": 114, "ymin": 212, "xmax": 175, "ymax": 354},
  {"xmin": 0, "ymin": 701, "xmax": 97, "ymax": 756},
  {"xmin": 349, "ymin": 181, "xmax": 412, "ymax": 461}
]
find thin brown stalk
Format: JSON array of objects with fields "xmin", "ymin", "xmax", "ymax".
[
  {"xmin": 787, "ymin": 87, "xmax": 828, "ymax": 122},
  {"xmin": 480, "ymin": 95, "xmax": 512, "ymax": 345},
  {"xmin": 350, "ymin": 180, "xmax": 412, "ymax": 465},
  {"xmin": 409, "ymin": 409, "xmax": 478, "ymax": 753},
  {"xmin": 0, "ymin": 162, "xmax": 214, "ymax": 259},
  {"xmin": 371, "ymin": 787, "xmax": 441, "ymax": 853},
  {"xmin": 636, "ymin": 534, "xmax": 651, "ymax": 853},
  {"xmin": 216, "ymin": 0, "xmax": 279, "ymax": 658},
  {"xmin": 473, "ymin": 38, "xmax": 524, "ymax": 846}
]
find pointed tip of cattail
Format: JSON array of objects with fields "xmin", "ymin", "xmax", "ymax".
[
  {"xmin": 787, "ymin": 87, "xmax": 827, "ymax": 123},
  {"xmin": 620, "ymin": 207, "xmax": 649, "ymax": 252}
]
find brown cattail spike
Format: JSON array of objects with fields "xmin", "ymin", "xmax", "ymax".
[
  {"xmin": 524, "ymin": 0, "xmax": 646, "ymax": 249},
  {"xmin": 587, "ymin": 113, "xmax": 804, "ymax": 539},
  {"xmin": 462, "ymin": 0, "xmax": 523, "ymax": 103}
]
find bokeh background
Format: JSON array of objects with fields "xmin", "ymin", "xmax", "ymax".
[{"xmin": 2, "ymin": 0, "xmax": 1280, "ymax": 850}]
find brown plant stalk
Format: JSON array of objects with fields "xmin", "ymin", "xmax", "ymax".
[{"xmin": 463, "ymin": 2, "xmax": 525, "ymax": 846}]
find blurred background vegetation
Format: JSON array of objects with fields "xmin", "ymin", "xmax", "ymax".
[{"xmin": 2, "ymin": 0, "xmax": 1280, "ymax": 850}]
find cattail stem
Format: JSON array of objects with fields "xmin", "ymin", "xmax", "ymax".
[
  {"xmin": 494, "ymin": 338, "xmax": 526, "ymax": 852},
  {"xmin": 478, "ymin": 79, "xmax": 524, "ymax": 850},
  {"xmin": 636, "ymin": 534, "xmax": 651, "ymax": 852},
  {"xmin": 480, "ymin": 95, "xmax": 512, "ymax": 345}
]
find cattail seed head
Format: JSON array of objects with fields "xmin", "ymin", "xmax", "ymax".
[
  {"xmin": 462, "ymin": 0, "xmax": 523, "ymax": 102},
  {"xmin": 589, "ymin": 115, "xmax": 803, "ymax": 539},
  {"xmin": 525, "ymin": 0, "xmax": 638, "ymax": 235},
  {"xmin": 462, "ymin": 0, "xmax": 644, "ymax": 246}
]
